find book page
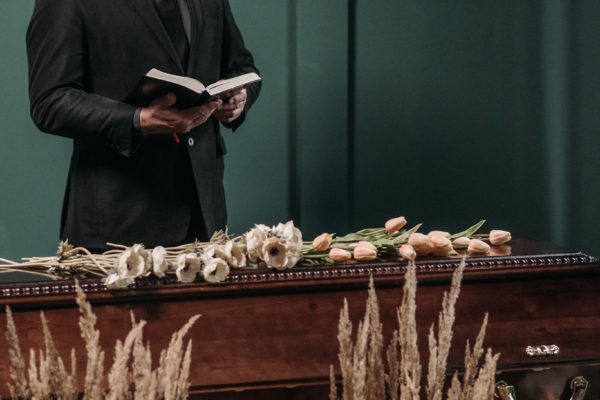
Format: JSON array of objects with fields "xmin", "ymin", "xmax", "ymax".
[
  {"xmin": 146, "ymin": 69, "xmax": 206, "ymax": 94},
  {"xmin": 206, "ymin": 73, "xmax": 261, "ymax": 96}
]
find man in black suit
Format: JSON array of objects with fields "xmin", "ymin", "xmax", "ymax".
[{"xmin": 26, "ymin": 0, "xmax": 261, "ymax": 250}]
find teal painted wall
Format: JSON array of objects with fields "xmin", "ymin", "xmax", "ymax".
[
  {"xmin": 350, "ymin": 0, "xmax": 600, "ymax": 255},
  {"xmin": 0, "ymin": 1, "xmax": 71, "ymax": 261},
  {"xmin": 1, "ymin": 1, "xmax": 599, "ymax": 263},
  {"xmin": 353, "ymin": 2, "xmax": 549, "ymax": 236},
  {"xmin": 570, "ymin": 1, "xmax": 600, "ymax": 255}
]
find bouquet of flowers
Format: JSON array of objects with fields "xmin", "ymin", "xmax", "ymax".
[{"xmin": 0, "ymin": 217, "xmax": 511, "ymax": 290}]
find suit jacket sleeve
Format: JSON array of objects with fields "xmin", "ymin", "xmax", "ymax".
[
  {"xmin": 27, "ymin": 0, "xmax": 138, "ymax": 158},
  {"xmin": 220, "ymin": 0, "xmax": 262, "ymax": 132}
]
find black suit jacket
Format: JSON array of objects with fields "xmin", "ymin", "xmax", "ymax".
[{"xmin": 27, "ymin": 0, "xmax": 261, "ymax": 249}]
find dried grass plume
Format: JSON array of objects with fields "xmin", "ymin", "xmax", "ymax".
[
  {"xmin": 4, "ymin": 281, "xmax": 200, "ymax": 399},
  {"xmin": 330, "ymin": 259, "xmax": 500, "ymax": 400}
]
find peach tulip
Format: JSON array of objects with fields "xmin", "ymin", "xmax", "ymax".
[
  {"xmin": 312, "ymin": 232, "xmax": 333, "ymax": 251},
  {"xmin": 427, "ymin": 230, "xmax": 451, "ymax": 239},
  {"xmin": 385, "ymin": 216, "xmax": 407, "ymax": 234},
  {"xmin": 452, "ymin": 237, "xmax": 470, "ymax": 249},
  {"xmin": 329, "ymin": 248, "xmax": 352, "ymax": 262},
  {"xmin": 430, "ymin": 235, "xmax": 453, "ymax": 256},
  {"xmin": 468, "ymin": 239, "xmax": 491, "ymax": 254},
  {"xmin": 408, "ymin": 233, "xmax": 433, "ymax": 256},
  {"xmin": 353, "ymin": 241, "xmax": 377, "ymax": 252},
  {"xmin": 489, "ymin": 230, "xmax": 512, "ymax": 246},
  {"xmin": 399, "ymin": 244, "xmax": 416, "ymax": 261},
  {"xmin": 354, "ymin": 246, "xmax": 377, "ymax": 261}
]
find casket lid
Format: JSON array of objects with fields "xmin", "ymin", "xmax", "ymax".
[{"xmin": 0, "ymin": 238, "xmax": 598, "ymax": 307}]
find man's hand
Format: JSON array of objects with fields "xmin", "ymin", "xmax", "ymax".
[
  {"xmin": 140, "ymin": 93, "xmax": 222, "ymax": 135},
  {"xmin": 214, "ymin": 88, "xmax": 247, "ymax": 124}
]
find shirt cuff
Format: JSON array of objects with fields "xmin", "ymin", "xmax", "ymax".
[{"xmin": 132, "ymin": 107, "xmax": 142, "ymax": 134}]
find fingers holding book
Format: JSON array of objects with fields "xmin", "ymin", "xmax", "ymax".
[
  {"xmin": 140, "ymin": 93, "xmax": 222, "ymax": 135},
  {"xmin": 182, "ymin": 99, "xmax": 222, "ymax": 132},
  {"xmin": 214, "ymin": 88, "xmax": 247, "ymax": 124}
]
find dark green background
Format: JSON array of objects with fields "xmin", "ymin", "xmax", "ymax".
[{"xmin": 1, "ymin": 0, "xmax": 599, "ymax": 262}]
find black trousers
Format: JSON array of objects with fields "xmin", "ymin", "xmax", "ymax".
[{"xmin": 182, "ymin": 185, "xmax": 209, "ymax": 243}]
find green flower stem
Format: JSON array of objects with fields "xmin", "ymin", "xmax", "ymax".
[
  {"xmin": 301, "ymin": 254, "xmax": 330, "ymax": 259},
  {"xmin": 450, "ymin": 220, "xmax": 486, "ymax": 239},
  {"xmin": 355, "ymin": 228, "xmax": 386, "ymax": 235}
]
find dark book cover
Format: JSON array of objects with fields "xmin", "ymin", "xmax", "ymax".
[
  {"xmin": 124, "ymin": 76, "xmax": 211, "ymax": 109},
  {"xmin": 124, "ymin": 69, "xmax": 261, "ymax": 109}
]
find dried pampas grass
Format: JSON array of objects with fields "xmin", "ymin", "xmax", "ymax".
[
  {"xmin": 5, "ymin": 307, "xmax": 29, "ymax": 399},
  {"xmin": 4, "ymin": 281, "xmax": 199, "ymax": 399},
  {"xmin": 426, "ymin": 258, "xmax": 464, "ymax": 400},
  {"xmin": 330, "ymin": 258, "xmax": 499, "ymax": 400}
]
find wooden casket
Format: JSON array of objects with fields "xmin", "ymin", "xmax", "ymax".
[{"xmin": 1, "ymin": 238, "xmax": 599, "ymax": 399}]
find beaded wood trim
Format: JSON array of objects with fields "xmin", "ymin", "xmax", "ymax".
[{"xmin": 0, "ymin": 253, "xmax": 597, "ymax": 299}]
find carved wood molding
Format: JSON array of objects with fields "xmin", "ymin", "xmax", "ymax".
[{"xmin": 0, "ymin": 252, "xmax": 597, "ymax": 299}]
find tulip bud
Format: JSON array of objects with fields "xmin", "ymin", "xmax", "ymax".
[
  {"xmin": 408, "ymin": 233, "xmax": 433, "ymax": 256},
  {"xmin": 427, "ymin": 230, "xmax": 451, "ymax": 239},
  {"xmin": 468, "ymin": 239, "xmax": 491, "ymax": 254},
  {"xmin": 452, "ymin": 236, "xmax": 470, "ymax": 249},
  {"xmin": 399, "ymin": 244, "xmax": 416, "ymax": 261},
  {"xmin": 356, "ymin": 241, "xmax": 377, "ymax": 252},
  {"xmin": 329, "ymin": 248, "xmax": 353, "ymax": 262},
  {"xmin": 408, "ymin": 233, "xmax": 429, "ymax": 246},
  {"xmin": 489, "ymin": 230, "xmax": 511, "ymax": 246},
  {"xmin": 385, "ymin": 216, "xmax": 407, "ymax": 234},
  {"xmin": 312, "ymin": 232, "xmax": 333, "ymax": 251},
  {"xmin": 354, "ymin": 246, "xmax": 378, "ymax": 261},
  {"xmin": 430, "ymin": 235, "xmax": 454, "ymax": 256}
]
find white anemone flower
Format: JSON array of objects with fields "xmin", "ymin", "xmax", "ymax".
[
  {"xmin": 117, "ymin": 244, "xmax": 150, "ymax": 278},
  {"xmin": 204, "ymin": 244, "xmax": 230, "ymax": 261},
  {"xmin": 202, "ymin": 256, "xmax": 230, "ymax": 283},
  {"xmin": 151, "ymin": 246, "xmax": 169, "ymax": 278},
  {"xmin": 175, "ymin": 253, "xmax": 202, "ymax": 283},
  {"xmin": 104, "ymin": 273, "xmax": 135, "ymax": 289},
  {"xmin": 262, "ymin": 238, "xmax": 289, "ymax": 270},
  {"xmin": 283, "ymin": 251, "xmax": 301, "ymax": 270},
  {"xmin": 256, "ymin": 224, "xmax": 271, "ymax": 233},
  {"xmin": 272, "ymin": 221, "xmax": 302, "ymax": 269},
  {"xmin": 273, "ymin": 220, "xmax": 303, "ymax": 251},
  {"xmin": 245, "ymin": 225, "xmax": 269, "ymax": 262},
  {"xmin": 225, "ymin": 241, "xmax": 247, "ymax": 268}
]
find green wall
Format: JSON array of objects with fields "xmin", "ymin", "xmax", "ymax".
[
  {"xmin": 1, "ymin": 0, "xmax": 599, "ymax": 263},
  {"xmin": 0, "ymin": 1, "xmax": 71, "ymax": 262},
  {"xmin": 353, "ymin": 1, "xmax": 555, "ymax": 242}
]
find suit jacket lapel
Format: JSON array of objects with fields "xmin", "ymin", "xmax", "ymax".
[{"xmin": 129, "ymin": 0, "xmax": 185, "ymax": 74}]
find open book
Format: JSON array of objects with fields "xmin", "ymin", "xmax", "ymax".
[{"xmin": 124, "ymin": 69, "xmax": 261, "ymax": 108}]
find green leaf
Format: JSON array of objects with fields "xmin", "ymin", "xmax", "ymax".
[
  {"xmin": 301, "ymin": 253, "xmax": 330, "ymax": 259},
  {"xmin": 372, "ymin": 238, "xmax": 395, "ymax": 247},
  {"xmin": 301, "ymin": 257, "xmax": 334, "ymax": 266},
  {"xmin": 450, "ymin": 220, "xmax": 486, "ymax": 239},
  {"xmin": 378, "ymin": 244, "xmax": 400, "ymax": 255},
  {"xmin": 334, "ymin": 233, "xmax": 366, "ymax": 243},
  {"xmin": 371, "ymin": 231, "xmax": 391, "ymax": 240},
  {"xmin": 392, "ymin": 223, "xmax": 423, "ymax": 245},
  {"xmin": 355, "ymin": 227, "xmax": 385, "ymax": 236},
  {"xmin": 331, "ymin": 243, "xmax": 353, "ymax": 250}
]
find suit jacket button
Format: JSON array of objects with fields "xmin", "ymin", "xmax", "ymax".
[{"xmin": 187, "ymin": 137, "xmax": 195, "ymax": 147}]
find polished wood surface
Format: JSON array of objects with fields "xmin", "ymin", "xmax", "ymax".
[{"xmin": 0, "ymin": 238, "xmax": 598, "ymax": 398}]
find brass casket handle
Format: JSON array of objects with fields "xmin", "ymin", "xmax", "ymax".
[
  {"xmin": 525, "ymin": 344, "xmax": 559, "ymax": 357},
  {"xmin": 495, "ymin": 380, "xmax": 517, "ymax": 400},
  {"xmin": 569, "ymin": 376, "xmax": 589, "ymax": 400}
]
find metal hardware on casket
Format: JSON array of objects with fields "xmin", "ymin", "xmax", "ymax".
[
  {"xmin": 568, "ymin": 376, "xmax": 588, "ymax": 400},
  {"xmin": 495, "ymin": 380, "xmax": 517, "ymax": 400},
  {"xmin": 525, "ymin": 344, "xmax": 560, "ymax": 357}
]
